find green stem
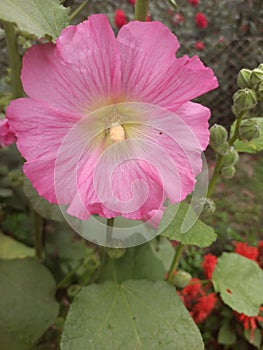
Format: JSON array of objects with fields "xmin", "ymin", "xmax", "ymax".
[
  {"xmin": 207, "ymin": 155, "xmax": 224, "ymax": 198},
  {"xmin": 3, "ymin": 22, "xmax": 23, "ymax": 99},
  {"xmin": 167, "ymin": 243, "xmax": 184, "ymax": 284},
  {"xmin": 229, "ymin": 117, "xmax": 242, "ymax": 146},
  {"xmin": 33, "ymin": 211, "xmax": 44, "ymax": 261},
  {"xmin": 135, "ymin": 0, "xmax": 150, "ymax": 21},
  {"xmin": 70, "ymin": 0, "xmax": 90, "ymax": 22},
  {"xmin": 106, "ymin": 217, "xmax": 115, "ymax": 245},
  {"xmin": 207, "ymin": 117, "xmax": 242, "ymax": 198},
  {"xmin": 56, "ymin": 258, "xmax": 85, "ymax": 289}
]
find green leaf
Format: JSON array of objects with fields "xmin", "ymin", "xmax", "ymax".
[
  {"xmin": 231, "ymin": 118, "xmax": 263, "ymax": 153},
  {"xmin": 212, "ymin": 253, "xmax": 263, "ymax": 316},
  {"xmin": 244, "ymin": 328, "xmax": 262, "ymax": 349},
  {"xmin": 24, "ymin": 178, "xmax": 65, "ymax": 222},
  {"xmin": 61, "ymin": 280, "xmax": 204, "ymax": 350},
  {"xmin": 218, "ymin": 322, "xmax": 237, "ymax": 346},
  {"xmin": 99, "ymin": 238, "xmax": 174, "ymax": 283},
  {"xmin": 158, "ymin": 202, "xmax": 217, "ymax": 247},
  {"xmin": 0, "ymin": 0, "xmax": 70, "ymax": 40},
  {"xmin": 0, "ymin": 232, "xmax": 34, "ymax": 259},
  {"xmin": 0, "ymin": 258, "xmax": 59, "ymax": 350}
]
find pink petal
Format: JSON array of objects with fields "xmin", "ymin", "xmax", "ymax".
[
  {"xmin": 117, "ymin": 21, "xmax": 218, "ymax": 109},
  {"xmin": 6, "ymin": 98, "xmax": 79, "ymax": 161},
  {"xmin": 21, "ymin": 15, "xmax": 121, "ymax": 113},
  {"xmin": 0, "ymin": 119, "xmax": 16, "ymax": 147}
]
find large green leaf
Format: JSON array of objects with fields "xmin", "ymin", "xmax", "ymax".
[
  {"xmin": 212, "ymin": 253, "xmax": 263, "ymax": 316},
  {"xmin": 158, "ymin": 202, "xmax": 217, "ymax": 247},
  {"xmin": 99, "ymin": 238, "xmax": 174, "ymax": 283},
  {"xmin": 0, "ymin": 232, "xmax": 34, "ymax": 259},
  {"xmin": 0, "ymin": 258, "xmax": 59, "ymax": 350},
  {"xmin": 61, "ymin": 280, "xmax": 204, "ymax": 350},
  {"xmin": 24, "ymin": 178, "xmax": 65, "ymax": 222},
  {"xmin": 231, "ymin": 118, "xmax": 263, "ymax": 153},
  {"xmin": 0, "ymin": 0, "xmax": 70, "ymax": 39}
]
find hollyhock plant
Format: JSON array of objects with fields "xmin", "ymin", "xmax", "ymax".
[
  {"xmin": 0, "ymin": 118, "xmax": 16, "ymax": 147},
  {"xmin": 114, "ymin": 9, "xmax": 127, "ymax": 29},
  {"xmin": 7, "ymin": 14, "xmax": 218, "ymax": 225},
  {"xmin": 195, "ymin": 12, "xmax": 208, "ymax": 29}
]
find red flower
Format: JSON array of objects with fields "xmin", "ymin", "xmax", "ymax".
[
  {"xmin": 235, "ymin": 307, "xmax": 263, "ymax": 342},
  {"xmin": 180, "ymin": 278, "xmax": 203, "ymax": 309},
  {"xmin": 173, "ymin": 13, "xmax": 184, "ymax": 26},
  {"xmin": 146, "ymin": 14, "xmax": 151, "ymax": 22},
  {"xmin": 128, "ymin": 0, "xmax": 136, "ymax": 5},
  {"xmin": 202, "ymin": 254, "xmax": 217, "ymax": 279},
  {"xmin": 195, "ymin": 41, "xmax": 205, "ymax": 51},
  {"xmin": 195, "ymin": 12, "xmax": 208, "ymax": 29},
  {"xmin": 181, "ymin": 278, "xmax": 202, "ymax": 298},
  {"xmin": 257, "ymin": 240, "xmax": 263, "ymax": 268},
  {"xmin": 235, "ymin": 242, "xmax": 258, "ymax": 262},
  {"xmin": 191, "ymin": 293, "xmax": 217, "ymax": 323},
  {"xmin": 188, "ymin": 0, "xmax": 199, "ymax": 6},
  {"xmin": 115, "ymin": 9, "xmax": 127, "ymax": 29}
]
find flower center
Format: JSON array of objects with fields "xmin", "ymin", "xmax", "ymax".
[
  {"xmin": 104, "ymin": 106, "xmax": 126, "ymax": 143},
  {"xmin": 109, "ymin": 123, "xmax": 125, "ymax": 143}
]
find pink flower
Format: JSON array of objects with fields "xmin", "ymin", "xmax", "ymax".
[
  {"xmin": 195, "ymin": 41, "xmax": 204, "ymax": 51},
  {"xmin": 195, "ymin": 12, "xmax": 208, "ymax": 29},
  {"xmin": 7, "ymin": 15, "xmax": 218, "ymax": 224},
  {"xmin": 0, "ymin": 119, "xmax": 16, "ymax": 147},
  {"xmin": 202, "ymin": 253, "xmax": 217, "ymax": 279},
  {"xmin": 115, "ymin": 9, "xmax": 127, "ymax": 29},
  {"xmin": 188, "ymin": 0, "xmax": 199, "ymax": 6}
]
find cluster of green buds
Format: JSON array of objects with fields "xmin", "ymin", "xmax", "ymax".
[
  {"xmin": 209, "ymin": 125, "xmax": 239, "ymax": 179},
  {"xmin": 233, "ymin": 64, "xmax": 263, "ymax": 142},
  {"xmin": 221, "ymin": 146, "xmax": 239, "ymax": 179},
  {"xmin": 209, "ymin": 124, "xmax": 229, "ymax": 155}
]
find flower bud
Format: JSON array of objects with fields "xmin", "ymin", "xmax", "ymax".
[
  {"xmin": 106, "ymin": 247, "xmax": 126, "ymax": 259},
  {"xmin": 257, "ymin": 81, "xmax": 263, "ymax": 101},
  {"xmin": 199, "ymin": 197, "xmax": 216, "ymax": 217},
  {"xmin": 174, "ymin": 270, "xmax": 192, "ymax": 288},
  {"xmin": 239, "ymin": 119, "xmax": 261, "ymax": 141},
  {"xmin": 67, "ymin": 284, "xmax": 81, "ymax": 299},
  {"xmin": 216, "ymin": 141, "xmax": 230, "ymax": 156},
  {"xmin": 233, "ymin": 88, "xmax": 257, "ymax": 112},
  {"xmin": 250, "ymin": 68, "xmax": 263, "ymax": 89},
  {"xmin": 222, "ymin": 146, "xmax": 239, "ymax": 167},
  {"xmin": 237, "ymin": 69, "xmax": 252, "ymax": 88},
  {"xmin": 221, "ymin": 165, "xmax": 236, "ymax": 179},
  {"xmin": 210, "ymin": 124, "xmax": 228, "ymax": 149}
]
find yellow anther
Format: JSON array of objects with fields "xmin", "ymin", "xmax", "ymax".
[{"xmin": 109, "ymin": 123, "xmax": 125, "ymax": 143}]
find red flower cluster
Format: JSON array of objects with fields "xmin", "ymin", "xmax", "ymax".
[
  {"xmin": 195, "ymin": 41, "xmax": 205, "ymax": 51},
  {"xmin": 115, "ymin": 9, "xmax": 127, "ymax": 29},
  {"xmin": 128, "ymin": 0, "xmax": 136, "ymax": 5},
  {"xmin": 195, "ymin": 12, "xmax": 208, "ymax": 29},
  {"xmin": 188, "ymin": 0, "xmax": 199, "ymax": 6},
  {"xmin": 179, "ymin": 278, "xmax": 217, "ymax": 324},
  {"xmin": 234, "ymin": 242, "xmax": 259, "ymax": 262},
  {"xmin": 235, "ymin": 307, "xmax": 263, "ymax": 342},
  {"xmin": 202, "ymin": 253, "xmax": 218, "ymax": 279}
]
